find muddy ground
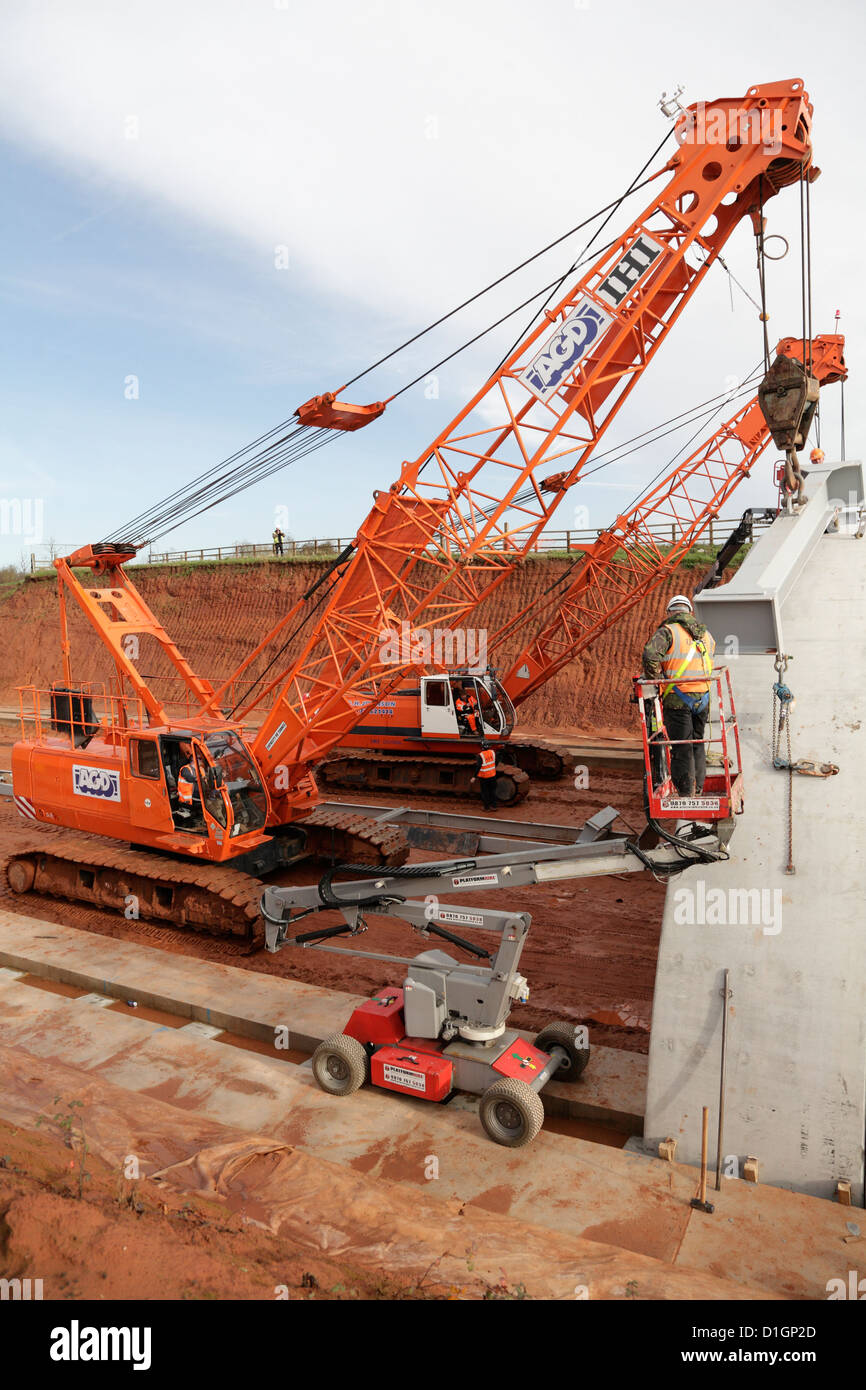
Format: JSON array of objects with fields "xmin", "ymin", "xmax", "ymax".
[
  {"xmin": 0, "ymin": 558, "xmax": 683, "ymax": 1302},
  {"xmin": 0, "ymin": 1121, "xmax": 422, "ymax": 1301}
]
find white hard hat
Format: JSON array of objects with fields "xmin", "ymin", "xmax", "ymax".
[{"xmin": 666, "ymin": 594, "xmax": 693, "ymax": 612}]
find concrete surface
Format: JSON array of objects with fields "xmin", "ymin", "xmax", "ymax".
[
  {"xmin": 0, "ymin": 909, "xmax": 646, "ymax": 1130},
  {"xmin": 0, "ymin": 969, "xmax": 860, "ymax": 1298},
  {"xmin": 647, "ymin": 477, "xmax": 866, "ymax": 1205}
]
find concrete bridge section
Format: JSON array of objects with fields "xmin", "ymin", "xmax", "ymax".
[{"xmin": 645, "ymin": 461, "xmax": 866, "ymax": 1204}]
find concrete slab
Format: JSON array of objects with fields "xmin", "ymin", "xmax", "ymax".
[
  {"xmin": 647, "ymin": 508, "xmax": 866, "ymax": 1204},
  {"xmin": 0, "ymin": 1039, "xmax": 779, "ymax": 1301},
  {"xmin": 179, "ymin": 1021, "xmax": 224, "ymax": 1040},
  {"xmin": 0, "ymin": 908, "xmax": 341, "ymax": 1051},
  {"xmin": 0, "ymin": 911, "xmax": 646, "ymax": 1130},
  {"xmin": 0, "ymin": 975, "xmax": 859, "ymax": 1296},
  {"xmin": 694, "ymin": 461, "xmax": 864, "ymax": 651},
  {"xmin": 0, "ymin": 971, "xmax": 75, "ymax": 1023}
]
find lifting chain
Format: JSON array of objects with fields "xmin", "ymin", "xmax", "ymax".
[
  {"xmin": 770, "ymin": 654, "xmax": 840, "ymax": 876},
  {"xmin": 771, "ymin": 654, "xmax": 796, "ymax": 875}
]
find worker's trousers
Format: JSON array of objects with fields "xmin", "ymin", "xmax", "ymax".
[
  {"xmin": 663, "ymin": 701, "xmax": 708, "ymax": 796},
  {"xmin": 479, "ymin": 776, "xmax": 497, "ymax": 809}
]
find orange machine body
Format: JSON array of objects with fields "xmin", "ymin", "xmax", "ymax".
[
  {"xmin": 12, "ymin": 701, "xmax": 279, "ymax": 864},
  {"xmin": 11, "ymin": 81, "xmax": 818, "ymax": 855},
  {"xmin": 340, "ymin": 670, "xmax": 515, "ymax": 757},
  {"xmin": 335, "ymin": 335, "xmax": 846, "ymax": 771},
  {"xmin": 10, "ymin": 544, "xmax": 314, "ymax": 862},
  {"xmin": 230, "ymin": 81, "xmax": 819, "ymax": 807}
]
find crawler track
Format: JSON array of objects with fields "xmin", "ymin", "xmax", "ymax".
[
  {"xmin": 5, "ymin": 835, "xmax": 265, "ymax": 940},
  {"xmin": 302, "ymin": 803, "xmax": 411, "ymax": 865},
  {"xmin": 3, "ymin": 805, "xmax": 410, "ymax": 944},
  {"xmin": 319, "ymin": 749, "xmax": 531, "ymax": 805},
  {"xmin": 506, "ymin": 741, "xmax": 576, "ymax": 781}
]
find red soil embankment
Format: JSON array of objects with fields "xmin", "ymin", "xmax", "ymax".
[{"xmin": 0, "ymin": 558, "xmax": 705, "ymax": 734}]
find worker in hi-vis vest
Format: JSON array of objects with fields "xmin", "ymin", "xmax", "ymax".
[
  {"xmin": 176, "ymin": 742, "xmax": 199, "ymax": 813},
  {"xmin": 463, "ymin": 687, "xmax": 479, "ymax": 733},
  {"xmin": 475, "ymin": 741, "xmax": 499, "ymax": 811},
  {"xmin": 642, "ymin": 594, "xmax": 716, "ymax": 797}
]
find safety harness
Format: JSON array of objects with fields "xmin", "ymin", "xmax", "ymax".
[{"xmin": 661, "ymin": 624, "xmax": 714, "ymax": 711}]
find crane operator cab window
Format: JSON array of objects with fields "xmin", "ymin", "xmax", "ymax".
[
  {"xmin": 200, "ymin": 732, "xmax": 268, "ymax": 834},
  {"xmin": 453, "ymin": 681, "xmax": 481, "ymax": 736},
  {"xmin": 451, "ymin": 677, "xmax": 514, "ymax": 739},
  {"xmin": 162, "ymin": 738, "xmax": 206, "ymax": 832},
  {"xmin": 161, "ymin": 732, "xmax": 267, "ymax": 836},
  {"xmin": 475, "ymin": 679, "xmax": 513, "ymax": 737}
]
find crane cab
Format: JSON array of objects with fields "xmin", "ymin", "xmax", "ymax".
[
  {"xmin": 342, "ymin": 668, "xmax": 515, "ymax": 757},
  {"xmin": 420, "ymin": 670, "xmax": 515, "ymax": 742},
  {"xmin": 12, "ymin": 684, "xmax": 273, "ymax": 865}
]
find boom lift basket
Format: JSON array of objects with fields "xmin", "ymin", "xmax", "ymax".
[{"xmin": 634, "ymin": 667, "xmax": 744, "ymax": 824}]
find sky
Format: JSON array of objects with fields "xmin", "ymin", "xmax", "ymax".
[{"xmin": 0, "ymin": 0, "xmax": 862, "ymax": 568}]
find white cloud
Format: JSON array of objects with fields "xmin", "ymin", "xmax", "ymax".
[
  {"xmin": 1, "ymin": 2, "xmax": 860, "ymax": 353},
  {"xmin": 1, "ymin": 0, "xmax": 610, "ymax": 321},
  {"xmin": 0, "ymin": 0, "xmax": 861, "ymax": 561}
]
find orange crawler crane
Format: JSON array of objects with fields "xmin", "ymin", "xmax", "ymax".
[
  {"xmin": 8, "ymin": 80, "xmax": 817, "ymax": 935},
  {"xmin": 319, "ymin": 335, "xmax": 845, "ymax": 802}
]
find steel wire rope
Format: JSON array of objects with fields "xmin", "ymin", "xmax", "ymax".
[
  {"xmin": 226, "ymin": 545, "xmax": 358, "ymax": 717},
  {"xmin": 491, "ymin": 359, "xmax": 763, "ymax": 638},
  {"xmin": 335, "ymin": 164, "xmax": 668, "ymax": 397},
  {"xmin": 135, "ymin": 429, "xmax": 332, "ymax": 543},
  {"xmin": 226, "ymin": 372, "xmax": 762, "ymax": 716},
  {"xmin": 489, "ymin": 128, "xmax": 675, "ymax": 375},
  {"xmin": 104, "ymin": 421, "xmax": 310, "ymax": 544},
  {"xmin": 106, "ymin": 132, "xmax": 677, "ymax": 547},
  {"xmin": 104, "ymin": 240, "xmax": 625, "ymax": 547},
  {"xmin": 476, "ymin": 371, "xmax": 764, "ymax": 526},
  {"xmin": 144, "ymin": 431, "xmax": 347, "ymax": 548},
  {"xmin": 109, "ymin": 426, "xmax": 330, "ymax": 547}
]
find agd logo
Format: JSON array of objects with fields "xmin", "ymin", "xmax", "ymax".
[
  {"xmin": 72, "ymin": 764, "xmax": 121, "ymax": 802},
  {"xmin": 520, "ymin": 299, "xmax": 612, "ymax": 402}
]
